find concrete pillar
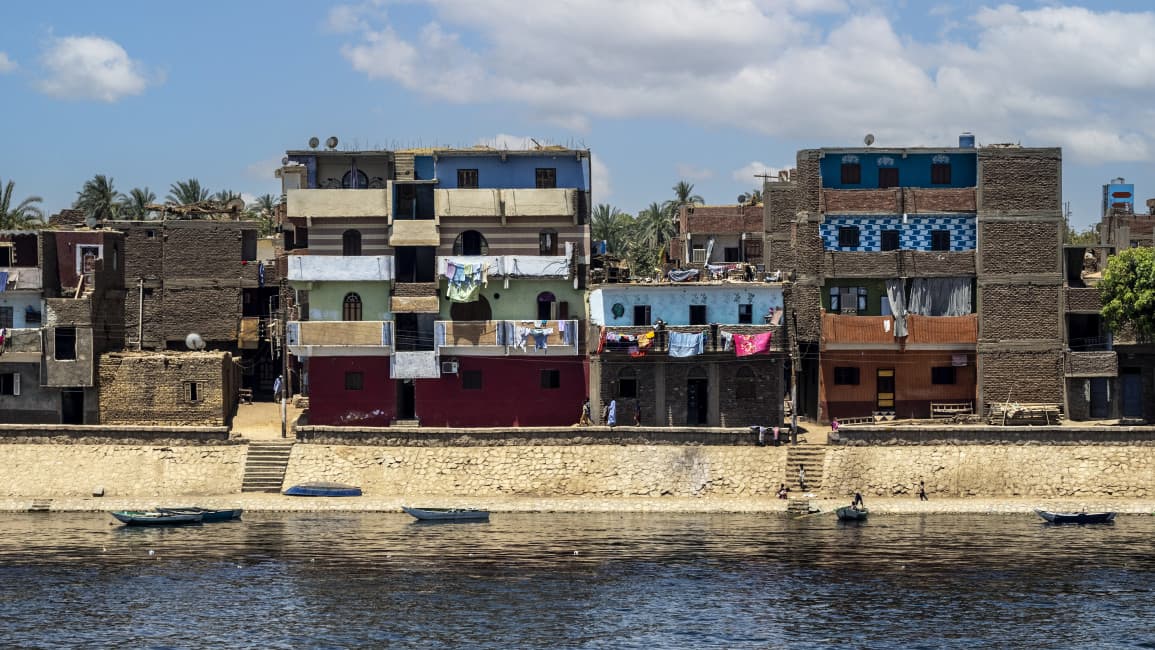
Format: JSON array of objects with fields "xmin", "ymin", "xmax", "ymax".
[
  {"xmin": 654, "ymin": 362, "xmax": 667, "ymax": 426},
  {"xmin": 708, "ymin": 362, "xmax": 720, "ymax": 426},
  {"xmin": 590, "ymin": 356, "xmax": 602, "ymax": 424}
]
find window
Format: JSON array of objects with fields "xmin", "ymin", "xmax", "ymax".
[
  {"xmin": 691, "ymin": 245, "xmax": 707, "ymax": 264},
  {"xmin": 617, "ymin": 369, "xmax": 637, "ymax": 399},
  {"xmin": 633, "ymin": 305, "xmax": 652, "ymax": 326},
  {"xmin": 689, "ymin": 305, "xmax": 708, "ymax": 325},
  {"xmin": 146, "ymin": 230, "xmax": 156, "ymax": 240},
  {"xmin": 76, "ymin": 245, "xmax": 102, "ymax": 276},
  {"xmin": 535, "ymin": 168, "xmax": 557, "ymax": 189},
  {"xmin": 342, "ymin": 229, "xmax": 362, "ymax": 256},
  {"xmin": 457, "ymin": 168, "xmax": 479, "ymax": 189},
  {"xmin": 539, "ymin": 230, "xmax": 558, "ymax": 255},
  {"xmin": 881, "ymin": 229, "xmax": 900, "ymax": 251},
  {"xmin": 341, "ymin": 169, "xmax": 368, "ymax": 189},
  {"xmin": 838, "ymin": 226, "xmax": 860, "ymax": 248},
  {"xmin": 735, "ymin": 366, "xmax": 756, "ymax": 399},
  {"xmin": 0, "ymin": 373, "xmax": 18, "ymax": 396},
  {"xmin": 0, "ymin": 246, "xmax": 10, "ymax": 266},
  {"xmin": 931, "ymin": 163, "xmax": 951, "ymax": 185},
  {"xmin": 881, "ymin": 296, "xmax": 891, "ymax": 316},
  {"xmin": 723, "ymin": 247, "xmax": 741, "ymax": 263},
  {"xmin": 454, "ymin": 230, "xmax": 488, "ymax": 256},
  {"xmin": 878, "ymin": 167, "xmax": 899, "ymax": 188},
  {"xmin": 345, "ymin": 371, "xmax": 364, "ymax": 390},
  {"xmin": 857, "ymin": 287, "xmax": 868, "ymax": 311},
  {"xmin": 54, "ymin": 327, "xmax": 77, "ymax": 361},
  {"xmin": 462, "ymin": 370, "xmax": 483, "ymax": 390},
  {"xmin": 185, "ymin": 381, "xmax": 203, "ymax": 403},
  {"xmin": 841, "ymin": 163, "xmax": 861, "ymax": 184},
  {"xmin": 738, "ymin": 304, "xmax": 753, "ymax": 324},
  {"xmin": 829, "ymin": 287, "xmax": 868, "ymax": 313},
  {"xmin": 342, "ymin": 293, "xmax": 363, "ymax": 322},
  {"xmin": 833, "ymin": 367, "xmax": 860, "ymax": 385},
  {"xmin": 931, "ymin": 366, "xmax": 957, "ymax": 385},
  {"xmin": 931, "ymin": 230, "xmax": 951, "ymax": 251},
  {"xmin": 540, "ymin": 369, "xmax": 561, "ymax": 389},
  {"xmin": 0, "ymin": 306, "xmax": 11, "ymax": 329}
]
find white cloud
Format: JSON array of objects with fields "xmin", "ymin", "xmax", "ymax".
[
  {"xmin": 37, "ymin": 36, "xmax": 151, "ymax": 102},
  {"xmin": 676, "ymin": 164, "xmax": 714, "ymax": 182},
  {"xmin": 334, "ymin": 2, "xmax": 1155, "ymax": 165},
  {"xmin": 732, "ymin": 161, "xmax": 785, "ymax": 185},
  {"xmin": 0, "ymin": 52, "xmax": 16, "ymax": 73},
  {"xmin": 590, "ymin": 154, "xmax": 611, "ymax": 203},
  {"xmin": 246, "ymin": 156, "xmax": 286, "ymax": 182}
]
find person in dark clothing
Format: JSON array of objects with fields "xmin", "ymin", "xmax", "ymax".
[
  {"xmin": 634, "ymin": 399, "xmax": 641, "ymax": 426},
  {"xmin": 918, "ymin": 481, "xmax": 928, "ymax": 501},
  {"xmin": 798, "ymin": 464, "xmax": 807, "ymax": 491},
  {"xmin": 851, "ymin": 492, "xmax": 865, "ymax": 510},
  {"xmin": 777, "ymin": 483, "xmax": 789, "ymax": 499}
]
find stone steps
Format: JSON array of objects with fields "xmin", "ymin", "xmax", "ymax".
[
  {"xmin": 241, "ymin": 441, "xmax": 294, "ymax": 493},
  {"xmin": 786, "ymin": 446, "xmax": 827, "ymax": 492}
]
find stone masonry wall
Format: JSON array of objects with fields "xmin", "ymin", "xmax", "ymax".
[
  {"xmin": 394, "ymin": 282, "xmax": 438, "ymax": 297},
  {"xmin": 903, "ymin": 187, "xmax": 976, "ymax": 213},
  {"xmin": 795, "ymin": 151, "xmax": 822, "ymax": 215},
  {"xmin": 979, "ymin": 284, "xmax": 1062, "ymax": 341},
  {"xmin": 1065, "ymin": 287, "xmax": 1103, "ymax": 313},
  {"xmin": 765, "ymin": 181, "xmax": 797, "ymax": 233},
  {"xmin": 162, "ymin": 286, "xmax": 242, "ymax": 343},
  {"xmin": 99, "ymin": 352, "xmax": 231, "ymax": 426},
  {"xmin": 977, "ymin": 148, "xmax": 1062, "ymax": 212},
  {"xmin": 717, "ymin": 359, "xmax": 783, "ymax": 428},
  {"xmin": 1065, "ymin": 351, "xmax": 1118, "ymax": 377},
  {"xmin": 979, "ymin": 349, "xmax": 1065, "ymax": 405},
  {"xmin": 979, "ymin": 221, "xmax": 1062, "ymax": 275}
]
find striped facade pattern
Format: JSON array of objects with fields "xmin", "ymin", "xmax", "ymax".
[
  {"xmin": 820, "ymin": 214, "xmax": 976, "ymax": 252},
  {"xmin": 437, "ymin": 216, "xmax": 588, "ymax": 257},
  {"xmin": 307, "ymin": 218, "xmax": 390, "ymax": 255}
]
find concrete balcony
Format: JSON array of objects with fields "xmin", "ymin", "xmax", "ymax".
[
  {"xmin": 435, "ymin": 320, "xmax": 580, "ymax": 356},
  {"xmin": 435, "ymin": 188, "xmax": 577, "ymax": 223},
  {"xmin": 1066, "ymin": 287, "xmax": 1103, "ymax": 313},
  {"xmin": 286, "ymin": 321, "xmax": 393, "ymax": 357},
  {"xmin": 820, "ymin": 314, "xmax": 897, "ymax": 348},
  {"xmin": 286, "ymin": 189, "xmax": 390, "ymax": 218},
  {"xmin": 389, "ymin": 220, "xmax": 439, "ymax": 247},
  {"xmin": 286, "ymin": 255, "xmax": 394, "ymax": 283},
  {"xmin": 1065, "ymin": 350, "xmax": 1118, "ymax": 377},
  {"xmin": 597, "ymin": 324, "xmax": 783, "ymax": 355},
  {"xmin": 905, "ymin": 314, "xmax": 978, "ymax": 347}
]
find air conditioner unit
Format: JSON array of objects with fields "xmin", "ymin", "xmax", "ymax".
[{"xmin": 441, "ymin": 361, "xmax": 459, "ymax": 374}]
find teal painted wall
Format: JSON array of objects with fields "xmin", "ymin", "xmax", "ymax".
[
  {"xmin": 589, "ymin": 285, "xmax": 784, "ymax": 326},
  {"xmin": 438, "ymin": 279, "xmax": 585, "ymax": 320}
]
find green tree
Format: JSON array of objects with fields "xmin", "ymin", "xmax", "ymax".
[
  {"xmin": 252, "ymin": 193, "xmax": 279, "ymax": 215},
  {"xmin": 670, "ymin": 180, "xmax": 704, "ymax": 208},
  {"xmin": 119, "ymin": 187, "xmax": 156, "ymax": 220},
  {"xmin": 74, "ymin": 174, "xmax": 122, "ymax": 222},
  {"xmin": 211, "ymin": 189, "xmax": 242, "ymax": 203},
  {"xmin": 1100, "ymin": 246, "xmax": 1155, "ymax": 342},
  {"xmin": 591, "ymin": 203, "xmax": 632, "ymax": 255},
  {"xmin": 1064, "ymin": 222, "xmax": 1100, "ymax": 245},
  {"xmin": 748, "ymin": 189, "xmax": 763, "ymax": 205},
  {"xmin": 0, "ymin": 178, "xmax": 44, "ymax": 229},
  {"xmin": 167, "ymin": 179, "xmax": 210, "ymax": 204},
  {"xmin": 249, "ymin": 193, "xmax": 280, "ymax": 236}
]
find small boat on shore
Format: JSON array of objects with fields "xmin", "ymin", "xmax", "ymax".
[
  {"xmin": 111, "ymin": 510, "xmax": 203, "ymax": 526},
  {"xmin": 836, "ymin": 506, "xmax": 868, "ymax": 521},
  {"xmin": 283, "ymin": 482, "xmax": 362, "ymax": 497},
  {"xmin": 403, "ymin": 506, "xmax": 489, "ymax": 522},
  {"xmin": 156, "ymin": 507, "xmax": 243, "ymax": 522},
  {"xmin": 1035, "ymin": 509, "xmax": 1116, "ymax": 524}
]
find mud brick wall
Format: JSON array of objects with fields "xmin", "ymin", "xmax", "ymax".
[
  {"xmin": 684, "ymin": 205, "xmax": 762, "ymax": 234},
  {"xmin": 45, "ymin": 297, "xmax": 92, "ymax": 326},
  {"xmin": 788, "ymin": 282, "xmax": 823, "ymax": 343},
  {"xmin": 717, "ymin": 358, "xmax": 783, "ymax": 428},
  {"xmin": 904, "ymin": 251, "xmax": 977, "ymax": 276},
  {"xmin": 117, "ymin": 224, "xmax": 165, "ymax": 279},
  {"xmin": 162, "ymin": 286, "xmax": 242, "ymax": 343},
  {"xmin": 824, "ymin": 251, "xmax": 900, "ymax": 278},
  {"xmin": 795, "ymin": 151, "xmax": 822, "ymax": 215},
  {"xmin": 598, "ymin": 360, "xmax": 660, "ymax": 426},
  {"xmin": 765, "ymin": 181, "xmax": 797, "ymax": 233},
  {"xmin": 98, "ymin": 352, "xmax": 233, "ymax": 426},
  {"xmin": 979, "ymin": 284, "xmax": 1062, "ymax": 341},
  {"xmin": 979, "ymin": 349, "xmax": 1064, "ymax": 405},
  {"xmin": 977, "ymin": 148, "xmax": 1062, "ymax": 212},
  {"xmin": 979, "ymin": 220, "xmax": 1062, "ymax": 275},
  {"xmin": 1065, "ymin": 351, "xmax": 1118, "ymax": 377},
  {"xmin": 162, "ymin": 223, "xmax": 247, "ymax": 279},
  {"xmin": 821, "ymin": 188, "xmax": 900, "ymax": 213},
  {"xmin": 1065, "ymin": 287, "xmax": 1103, "ymax": 313},
  {"xmin": 903, "ymin": 187, "xmax": 976, "ymax": 213},
  {"xmin": 393, "ymin": 282, "xmax": 438, "ymax": 297}
]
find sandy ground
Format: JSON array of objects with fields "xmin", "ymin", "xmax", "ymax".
[{"xmin": 230, "ymin": 401, "xmax": 302, "ymax": 439}]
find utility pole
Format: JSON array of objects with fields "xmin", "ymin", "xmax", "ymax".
[
  {"xmin": 280, "ymin": 277, "xmax": 289, "ymax": 439},
  {"xmin": 790, "ymin": 308, "xmax": 800, "ymax": 444}
]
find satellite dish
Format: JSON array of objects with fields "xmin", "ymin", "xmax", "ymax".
[
  {"xmin": 281, "ymin": 156, "xmax": 289, "ymax": 165},
  {"xmin": 326, "ymin": 136, "xmax": 339, "ymax": 150},
  {"xmin": 864, "ymin": 134, "xmax": 875, "ymax": 146},
  {"xmin": 185, "ymin": 333, "xmax": 206, "ymax": 351},
  {"xmin": 308, "ymin": 137, "xmax": 320, "ymax": 149},
  {"xmin": 84, "ymin": 214, "xmax": 98, "ymax": 229},
  {"xmin": 737, "ymin": 194, "xmax": 749, "ymax": 204}
]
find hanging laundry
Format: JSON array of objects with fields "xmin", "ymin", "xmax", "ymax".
[
  {"xmin": 531, "ymin": 327, "xmax": 554, "ymax": 350},
  {"xmin": 733, "ymin": 331, "xmax": 773, "ymax": 357},
  {"xmin": 719, "ymin": 330, "xmax": 734, "ymax": 351},
  {"xmin": 668, "ymin": 331, "xmax": 706, "ymax": 357}
]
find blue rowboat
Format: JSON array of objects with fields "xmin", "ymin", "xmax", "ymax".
[
  {"xmin": 1035, "ymin": 509, "xmax": 1115, "ymax": 524},
  {"xmin": 156, "ymin": 507, "xmax": 243, "ymax": 522},
  {"xmin": 111, "ymin": 510, "xmax": 203, "ymax": 526},
  {"xmin": 836, "ymin": 506, "xmax": 869, "ymax": 521},
  {"xmin": 283, "ymin": 482, "xmax": 362, "ymax": 497},
  {"xmin": 403, "ymin": 506, "xmax": 489, "ymax": 521}
]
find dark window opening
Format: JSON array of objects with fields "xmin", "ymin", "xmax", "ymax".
[
  {"xmin": 539, "ymin": 230, "xmax": 558, "ymax": 255},
  {"xmin": 540, "ymin": 369, "xmax": 561, "ymax": 389},
  {"xmin": 0, "ymin": 247, "xmax": 10, "ymax": 266},
  {"xmin": 342, "ymin": 169, "xmax": 369, "ymax": 189},
  {"xmin": 931, "ymin": 230, "xmax": 951, "ymax": 251},
  {"xmin": 735, "ymin": 366, "xmax": 756, "ymax": 399},
  {"xmin": 535, "ymin": 168, "xmax": 557, "ymax": 189},
  {"xmin": 723, "ymin": 247, "xmax": 741, "ymax": 263},
  {"xmin": 618, "ymin": 369, "xmax": 638, "ymax": 399},
  {"xmin": 462, "ymin": 370, "xmax": 482, "ymax": 390},
  {"xmin": 342, "ymin": 293, "xmax": 363, "ymax": 321},
  {"xmin": 0, "ymin": 373, "xmax": 16, "ymax": 396},
  {"xmin": 833, "ymin": 367, "xmax": 860, "ymax": 385},
  {"xmin": 689, "ymin": 305, "xmax": 708, "ymax": 325},
  {"xmin": 738, "ymin": 304, "xmax": 753, "ymax": 324},
  {"xmin": 185, "ymin": 381, "xmax": 202, "ymax": 403},
  {"xmin": 633, "ymin": 305, "xmax": 651, "ymax": 327},
  {"xmin": 881, "ymin": 229, "xmax": 900, "ymax": 251},
  {"xmin": 931, "ymin": 367, "xmax": 957, "ymax": 385},
  {"xmin": 0, "ymin": 306, "xmax": 11, "ymax": 329},
  {"xmin": 54, "ymin": 327, "xmax": 77, "ymax": 361},
  {"xmin": 838, "ymin": 226, "xmax": 860, "ymax": 248},
  {"xmin": 394, "ymin": 246, "xmax": 436, "ymax": 282},
  {"xmin": 931, "ymin": 163, "xmax": 952, "ymax": 185},
  {"xmin": 345, "ymin": 371, "xmax": 364, "ymax": 390},
  {"xmin": 145, "ymin": 230, "xmax": 156, "ymax": 240},
  {"xmin": 457, "ymin": 168, "xmax": 479, "ymax": 189},
  {"xmin": 454, "ymin": 230, "xmax": 488, "ymax": 256},
  {"xmin": 878, "ymin": 167, "xmax": 899, "ymax": 188},
  {"xmin": 841, "ymin": 163, "xmax": 861, "ymax": 184},
  {"xmin": 342, "ymin": 229, "xmax": 362, "ymax": 256}
]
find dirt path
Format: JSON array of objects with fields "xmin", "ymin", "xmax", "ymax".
[{"xmin": 231, "ymin": 401, "xmax": 301, "ymax": 440}]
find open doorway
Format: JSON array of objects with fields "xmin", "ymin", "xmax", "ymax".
[
  {"xmin": 396, "ymin": 380, "xmax": 416, "ymax": 421},
  {"xmin": 61, "ymin": 388, "xmax": 84, "ymax": 424},
  {"xmin": 686, "ymin": 368, "xmax": 708, "ymax": 425}
]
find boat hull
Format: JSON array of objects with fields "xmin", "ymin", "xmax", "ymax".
[
  {"xmin": 111, "ymin": 511, "xmax": 203, "ymax": 526},
  {"xmin": 156, "ymin": 507, "xmax": 243, "ymax": 522},
  {"xmin": 836, "ymin": 506, "xmax": 868, "ymax": 521},
  {"xmin": 283, "ymin": 482, "xmax": 362, "ymax": 497},
  {"xmin": 1035, "ymin": 509, "xmax": 1116, "ymax": 524},
  {"xmin": 403, "ymin": 506, "xmax": 490, "ymax": 521}
]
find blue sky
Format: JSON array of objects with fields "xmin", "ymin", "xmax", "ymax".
[{"xmin": 3, "ymin": 0, "xmax": 1154, "ymax": 228}]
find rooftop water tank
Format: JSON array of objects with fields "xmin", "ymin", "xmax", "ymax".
[{"xmin": 959, "ymin": 132, "xmax": 975, "ymax": 148}]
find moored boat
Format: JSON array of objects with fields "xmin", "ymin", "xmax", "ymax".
[
  {"xmin": 1035, "ymin": 509, "xmax": 1116, "ymax": 524},
  {"xmin": 283, "ymin": 482, "xmax": 362, "ymax": 497},
  {"xmin": 836, "ymin": 506, "xmax": 868, "ymax": 521},
  {"xmin": 156, "ymin": 507, "xmax": 243, "ymax": 522},
  {"xmin": 403, "ymin": 506, "xmax": 490, "ymax": 521},
  {"xmin": 111, "ymin": 510, "xmax": 203, "ymax": 526}
]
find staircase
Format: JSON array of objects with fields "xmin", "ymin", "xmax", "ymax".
[
  {"xmin": 786, "ymin": 445, "xmax": 827, "ymax": 492},
  {"xmin": 241, "ymin": 441, "xmax": 294, "ymax": 493}
]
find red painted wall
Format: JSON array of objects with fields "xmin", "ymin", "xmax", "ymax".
[
  {"xmin": 307, "ymin": 357, "xmax": 396, "ymax": 426},
  {"xmin": 416, "ymin": 356, "xmax": 587, "ymax": 427}
]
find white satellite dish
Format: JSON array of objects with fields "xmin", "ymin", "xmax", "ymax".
[
  {"xmin": 864, "ymin": 134, "xmax": 875, "ymax": 146},
  {"xmin": 185, "ymin": 333, "xmax": 206, "ymax": 351},
  {"xmin": 308, "ymin": 137, "xmax": 320, "ymax": 149},
  {"xmin": 326, "ymin": 136, "xmax": 339, "ymax": 150}
]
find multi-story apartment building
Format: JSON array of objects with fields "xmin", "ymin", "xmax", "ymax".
[
  {"xmin": 670, "ymin": 202, "xmax": 764, "ymax": 268},
  {"xmin": 281, "ymin": 144, "xmax": 591, "ymax": 427},
  {"xmin": 767, "ymin": 137, "xmax": 1066, "ymax": 422}
]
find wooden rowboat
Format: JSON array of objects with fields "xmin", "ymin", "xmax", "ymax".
[
  {"xmin": 402, "ymin": 506, "xmax": 490, "ymax": 521},
  {"xmin": 156, "ymin": 507, "xmax": 243, "ymax": 522},
  {"xmin": 283, "ymin": 482, "xmax": 362, "ymax": 497},
  {"xmin": 836, "ymin": 506, "xmax": 869, "ymax": 521},
  {"xmin": 1035, "ymin": 509, "xmax": 1115, "ymax": 524},
  {"xmin": 111, "ymin": 510, "xmax": 203, "ymax": 526}
]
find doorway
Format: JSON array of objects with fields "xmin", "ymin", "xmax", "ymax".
[
  {"xmin": 876, "ymin": 369, "xmax": 895, "ymax": 410},
  {"xmin": 61, "ymin": 388, "xmax": 84, "ymax": 424},
  {"xmin": 686, "ymin": 370, "xmax": 708, "ymax": 425},
  {"xmin": 397, "ymin": 380, "xmax": 416, "ymax": 421},
  {"xmin": 1121, "ymin": 370, "xmax": 1143, "ymax": 418},
  {"xmin": 1089, "ymin": 378, "xmax": 1109, "ymax": 419}
]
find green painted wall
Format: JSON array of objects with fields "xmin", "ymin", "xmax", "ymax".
[
  {"xmin": 438, "ymin": 278, "xmax": 585, "ymax": 320},
  {"xmin": 296, "ymin": 281, "xmax": 391, "ymax": 321},
  {"xmin": 821, "ymin": 279, "xmax": 889, "ymax": 315}
]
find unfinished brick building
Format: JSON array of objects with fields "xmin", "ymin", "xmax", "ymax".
[
  {"xmin": 766, "ymin": 138, "xmax": 1066, "ymax": 422},
  {"xmin": 670, "ymin": 203, "xmax": 764, "ymax": 268},
  {"xmin": 98, "ymin": 351, "xmax": 241, "ymax": 427}
]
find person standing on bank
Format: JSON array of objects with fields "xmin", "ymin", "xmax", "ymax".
[
  {"xmin": 918, "ymin": 480, "xmax": 928, "ymax": 501},
  {"xmin": 579, "ymin": 399, "xmax": 592, "ymax": 426},
  {"xmin": 606, "ymin": 399, "xmax": 618, "ymax": 429},
  {"xmin": 798, "ymin": 464, "xmax": 807, "ymax": 491}
]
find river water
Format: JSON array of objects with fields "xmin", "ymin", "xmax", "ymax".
[{"xmin": 0, "ymin": 511, "xmax": 1152, "ymax": 649}]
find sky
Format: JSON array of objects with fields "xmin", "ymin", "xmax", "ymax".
[{"xmin": 3, "ymin": 0, "xmax": 1155, "ymax": 229}]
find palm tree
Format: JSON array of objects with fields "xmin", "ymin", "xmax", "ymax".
[
  {"xmin": 167, "ymin": 179, "xmax": 210, "ymax": 205},
  {"xmin": 636, "ymin": 201, "xmax": 677, "ymax": 250},
  {"xmin": 74, "ymin": 174, "xmax": 122, "ymax": 222},
  {"xmin": 591, "ymin": 203, "xmax": 632, "ymax": 255},
  {"xmin": 253, "ymin": 193, "xmax": 279, "ymax": 216},
  {"xmin": 671, "ymin": 180, "xmax": 704, "ymax": 207},
  {"xmin": 119, "ymin": 187, "xmax": 156, "ymax": 220},
  {"xmin": 211, "ymin": 189, "xmax": 242, "ymax": 204},
  {"xmin": 0, "ymin": 178, "xmax": 44, "ymax": 230}
]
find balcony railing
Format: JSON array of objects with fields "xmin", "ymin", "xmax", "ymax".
[
  {"xmin": 820, "ymin": 313, "xmax": 978, "ymax": 347},
  {"xmin": 905, "ymin": 314, "xmax": 978, "ymax": 346},
  {"xmin": 437, "ymin": 248, "xmax": 573, "ymax": 280},
  {"xmin": 286, "ymin": 320, "xmax": 393, "ymax": 357},
  {"xmin": 596, "ymin": 324, "xmax": 783, "ymax": 355},
  {"xmin": 287, "ymin": 255, "xmax": 394, "ymax": 282},
  {"xmin": 435, "ymin": 188, "xmax": 577, "ymax": 222},
  {"xmin": 286, "ymin": 189, "xmax": 390, "ymax": 218},
  {"xmin": 434, "ymin": 320, "xmax": 580, "ymax": 355}
]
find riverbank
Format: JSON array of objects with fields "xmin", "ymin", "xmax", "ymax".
[{"xmin": 5, "ymin": 494, "xmax": 1155, "ymax": 515}]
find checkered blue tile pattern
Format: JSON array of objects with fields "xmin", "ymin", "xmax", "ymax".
[{"xmin": 821, "ymin": 214, "xmax": 976, "ymax": 252}]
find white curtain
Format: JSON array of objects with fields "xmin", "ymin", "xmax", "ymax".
[
  {"xmin": 908, "ymin": 278, "xmax": 972, "ymax": 316},
  {"xmin": 885, "ymin": 278, "xmax": 907, "ymax": 337}
]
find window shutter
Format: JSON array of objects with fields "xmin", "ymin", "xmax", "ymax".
[{"xmin": 12, "ymin": 373, "xmax": 19, "ymax": 396}]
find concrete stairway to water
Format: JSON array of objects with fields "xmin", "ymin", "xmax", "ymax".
[
  {"xmin": 785, "ymin": 445, "xmax": 828, "ymax": 492},
  {"xmin": 241, "ymin": 441, "xmax": 295, "ymax": 493}
]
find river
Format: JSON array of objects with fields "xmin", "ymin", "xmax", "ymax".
[{"xmin": 0, "ymin": 512, "xmax": 1151, "ymax": 649}]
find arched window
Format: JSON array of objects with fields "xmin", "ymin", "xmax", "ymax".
[
  {"xmin": 617, "ymin": 368, "xmax": 638, "ymax": 399},
  {"xmin": 453, "ymin": 230, "xmax": 488, "ymax": 256},
  {"xmin": 342, "ymin": 293, "xmax": 363, "ymax": 321},
  {"xmin": 539, "ymin": 229, "xmax": 558, "ymax": 255},
  {"xmin": 735, "ymin": 366, "xmax": 756, "ymax": 399},
  {"xmin": 342, "ymin": 230, "xmax": 362, "ymax": 256},
  {"xmin": 537, "ymin": 291, "xmax": 556, "ymax": 320},
  {"xmin": 342, "ymin": 169, "xmax": 369, "ymax": 189}
]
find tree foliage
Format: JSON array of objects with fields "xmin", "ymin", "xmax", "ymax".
[
  {"xmin": 167, "ymin": 179, "xmax": 210, "ymax": 205},
  {"xmin": 119, "ymin": 187, "xmax": 156, "ymax": 220},
  {"xmin": 0, "ymin": 178, "xmax": 44, "ymax": 229},
  {"xmin": 74, "ymin": 174, "xmax": 122, "ymax": 222},
  {"xmin": 1100, "ymin": 246, "xmax": 1155, "ymax": 342},
  {"xmin": 591, "ymin": 203, "xmax": 632, "ymax": 255}
]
